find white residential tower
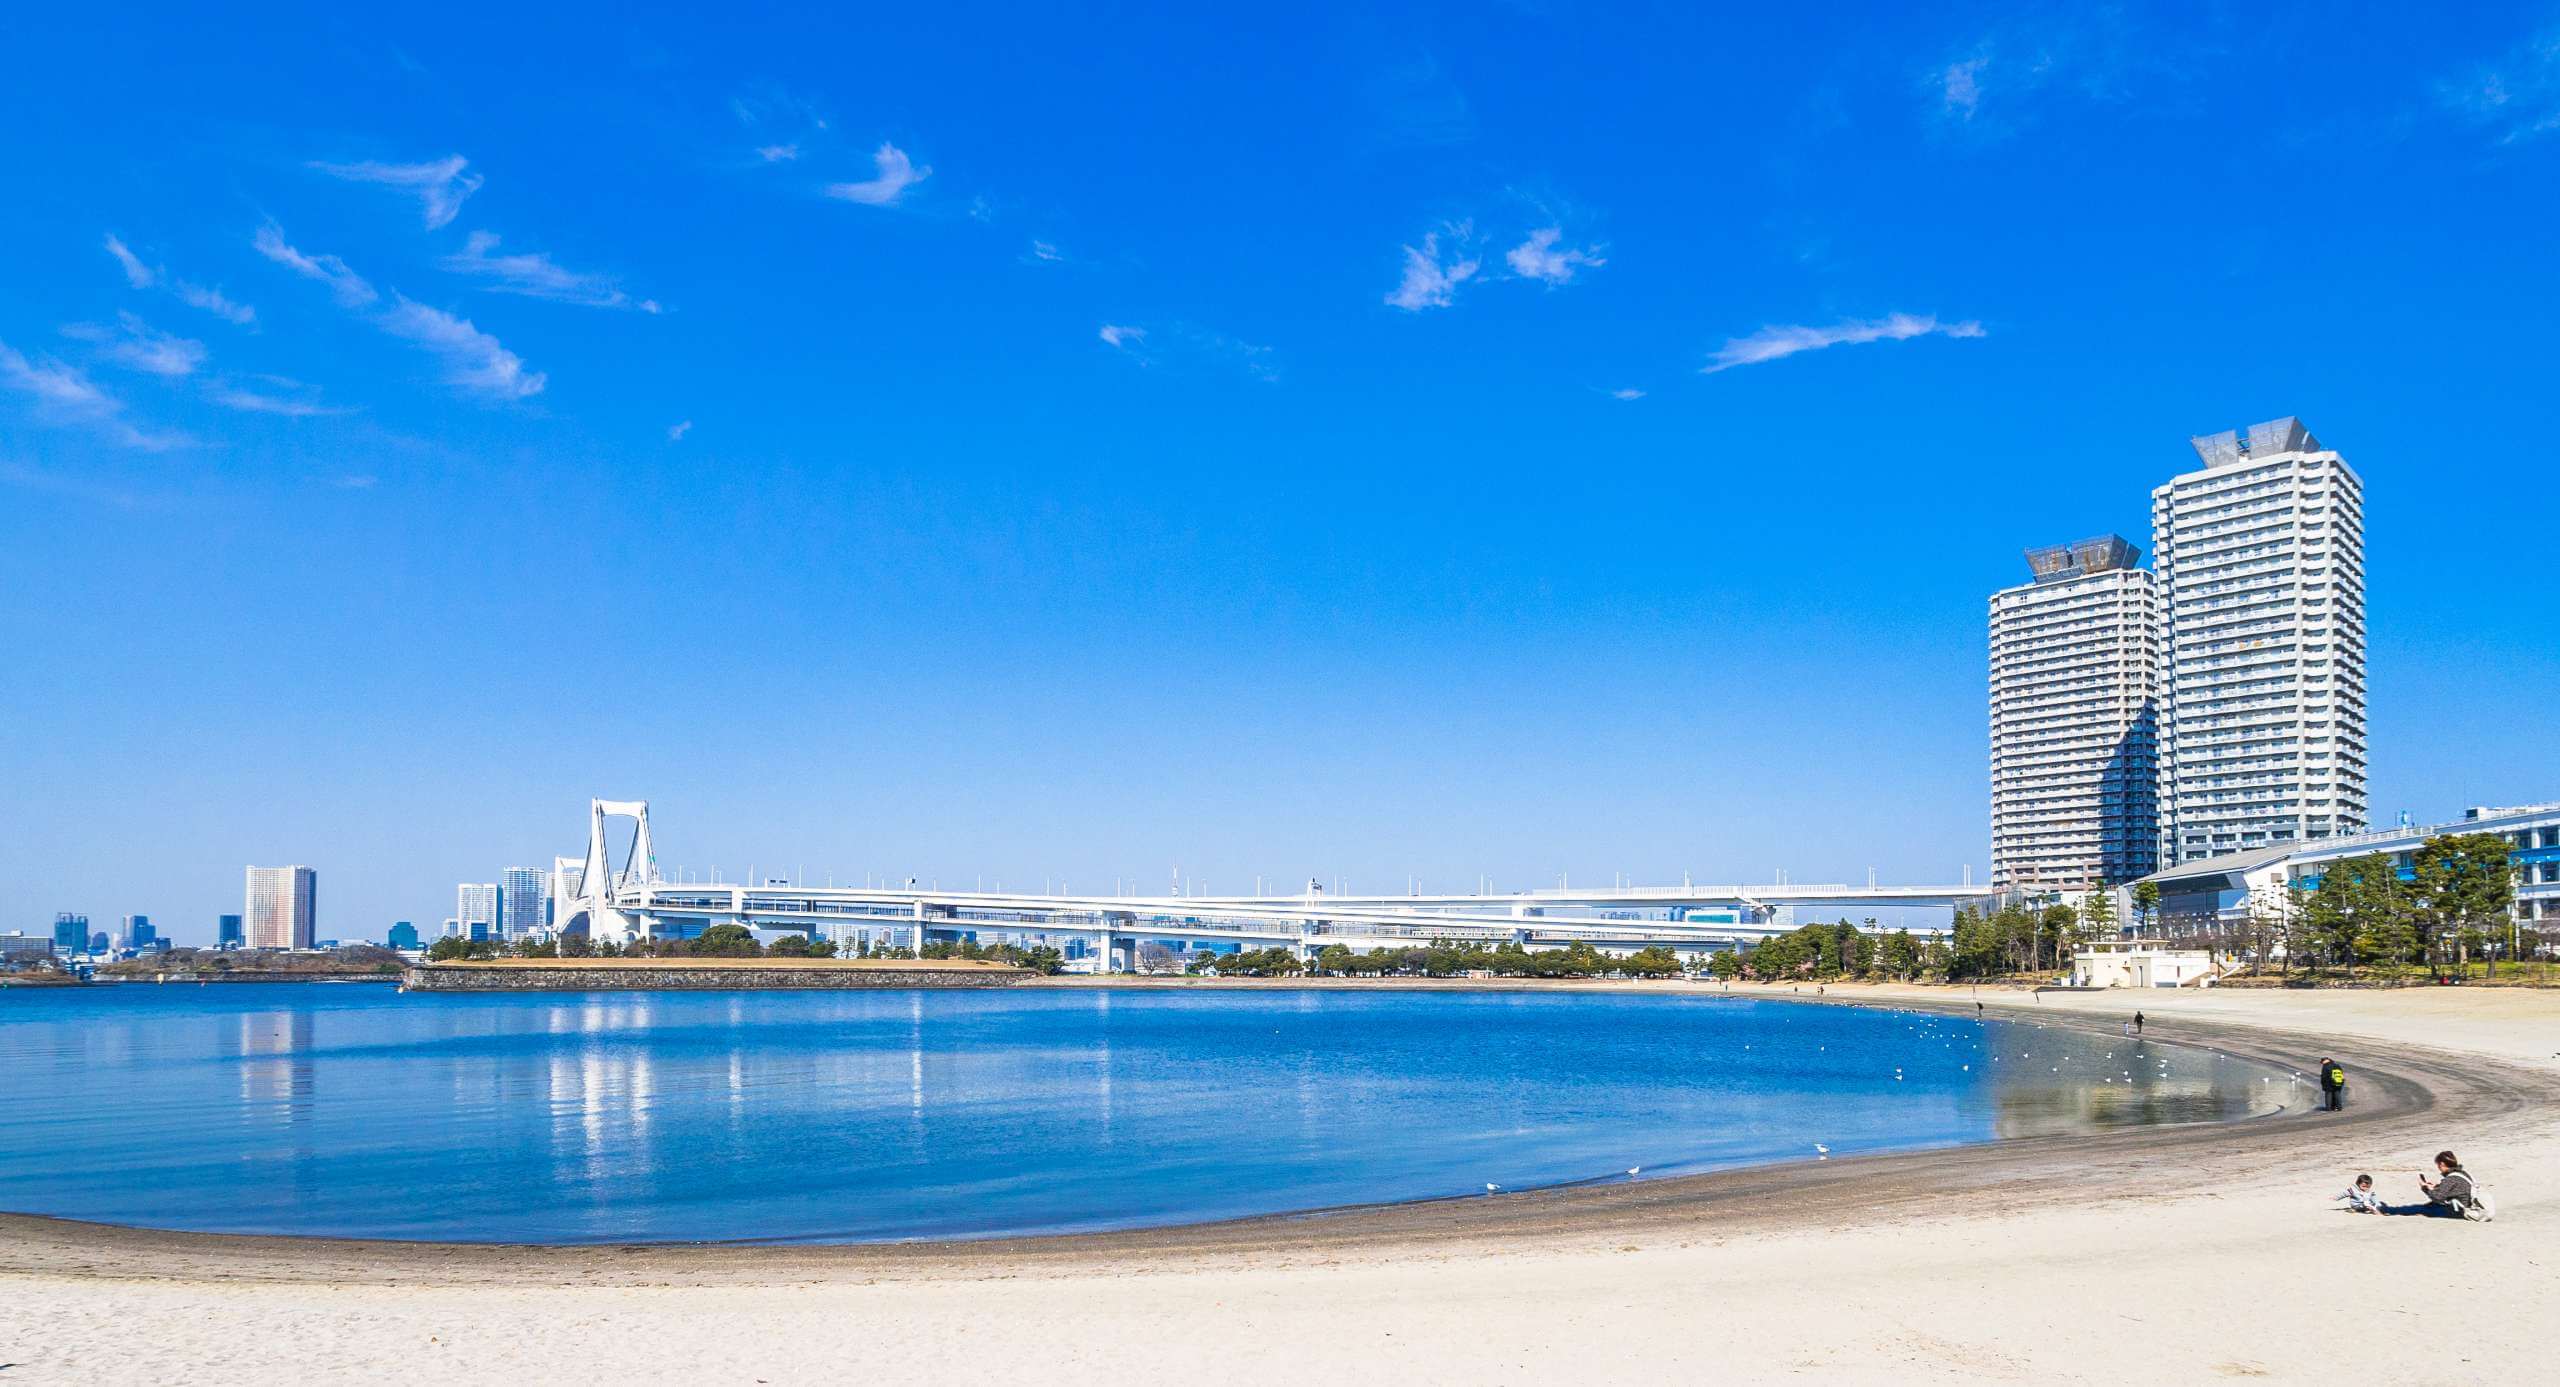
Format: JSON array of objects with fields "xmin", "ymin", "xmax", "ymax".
[
  {"xmin": 2152, "ymin": 417, "xmax": 2367, "ymax": 863},
  {"xmin": 1989, "ymin": 535, "xmax": 2160, "ymax": 891}
]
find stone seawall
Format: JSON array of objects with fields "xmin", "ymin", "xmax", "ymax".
[{"xmin": 402, "ymin": 963, "xmax": 1036, "ymax": 992}]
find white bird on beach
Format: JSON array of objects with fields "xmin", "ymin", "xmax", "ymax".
[
  {"xmin": 1627, "ymin": 1166, "xmax": 1641, "ymax": 1177},
  {"xmin": 1485, "ymin": 1182, "xmax": 1501, "ymax": 1194},
  {"xmin": 1814, "ymin": 1144, "xmax": 1830, "ymax": 1159}
]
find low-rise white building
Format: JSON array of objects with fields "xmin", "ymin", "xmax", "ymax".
[{"xmin": 2071, "ymin": 939, "xmax": 2217, "ymax": 988}]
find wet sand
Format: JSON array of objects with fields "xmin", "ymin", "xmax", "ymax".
[{"xmin": 2, "ymin": 983, "xmax": 2552, "ymax": 1384}]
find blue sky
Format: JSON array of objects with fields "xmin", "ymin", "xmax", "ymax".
[{"xmin": 5, "ymin": 4, "xmax": 2558, "ymax": 943}]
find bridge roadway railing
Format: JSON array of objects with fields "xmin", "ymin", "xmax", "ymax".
[{"xmin": 617, "ymin": 889, "xmax": 1767, "ymax": 950}]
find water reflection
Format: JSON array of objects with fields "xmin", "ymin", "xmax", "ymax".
[{"xmin": 0, "ymin": 987, "xmax": 2294, "ymax": 1245}]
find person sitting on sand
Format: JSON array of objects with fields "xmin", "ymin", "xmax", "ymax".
[
  {"xmin": 2386, "ymin": 1152, "xmax": 2490, "ymax": 1220},
  {"xmin": 2334, "ymin": 1173, "xmax": 2383, "ymax": 1214}
]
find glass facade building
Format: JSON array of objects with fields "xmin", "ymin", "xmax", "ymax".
[{"xmin": 500, "ymin": 866, "xmax": 545, "ymax": 940}]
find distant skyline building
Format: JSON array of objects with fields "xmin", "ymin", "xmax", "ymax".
[
  {"xmin": 1989, "ymin": 535, "xmax": 2160, "ymax": 892},
  {"xmin": 217, "ymin": 913, "xmax": 244, "ymax": 949},
  {"xmin": 456, "ymin": 883, "xmax": 499, "ymax": 942},
  {"xmin": 500, "ymin": 866, "xmax": 545, "ymax": 940},
  {"xmin": 53, "ymin": 913, "xmax": 89, "ymax": 954},
  {"xmin": 387, "ymin": 921, "xmax": 420, "ymax": 951},
  {"xmin": 2153, "ymin": 417, "xmax": 2368, "ymax": 863},
  {"xmin": 121, "ymin": 914, "xmax": 156, "ymax": 951},
  {"xmin": 245, "ymin": 866, "xmax": 318, "ymax": 950}
]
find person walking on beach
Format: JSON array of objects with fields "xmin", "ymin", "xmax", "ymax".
[
  {"xmin": 2318, "ymin": 1058, "xmax": 2347, "ymax": 1111},
  {"xmin": 2134, "ymin": 1011, "xmax": 2145, "ymax": 1035}
]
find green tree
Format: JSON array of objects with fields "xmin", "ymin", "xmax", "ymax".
[
  {"xmin": 2080, "ymin": 890, "xmax": 2117, "ymax": 939},
  {"xmin": 1875, "ymin": 930, "xmax": 1920, "ymax": 980},
  {"xmin": 2131, "ymin": 881, "xmax": 2161, "ymax": 936},
  {"xmin": 1618, "ymin": 946, "xmax": 1682, "ymax": 978},
  {"xmin": 690, "ymin": 923, "xmax": 761, "ymax": 957},
  {"xmin": 2411, "ymin": 832, "xmax": 2517, "ymax": 976},
  {"xmin": 1316, "ymin": 944, "xmax": 1353, "ymax": 975},
  {"xmin": 2036, "ymin": 904, "xmax": 2079, "ymax": 973},
  {"xmin": 2297, "ymin": 865, "xmax": 2359, "ymax": 974}
]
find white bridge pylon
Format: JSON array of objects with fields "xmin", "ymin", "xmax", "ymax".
[{"xmin": 559, "ymin": 798, "xmax": 655, "ymax": 946}]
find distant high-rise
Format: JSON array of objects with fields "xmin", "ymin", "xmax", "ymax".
[
  {"xmin": 2154, "ymin": 418, "xmax": 2368, "ymax": 863},
  {"xmin": 387, "ymin": 921, "xmax": 420, "ymax": 951},
  {"xmin": 52, "ymin": 913, "xmax": 89, "ymax": 953},
  {"xmin": 456, "ymin": 883, "xmax": 500, "ymax": 942},
  {"xmin": 217, "ymin": 914, "xmax": 244, "ymax": 949},
  {"xmin": 500, "ymin": 866, "xmax": 545, "ymax": 940},
  {"xmin": 121, "ymin": 915, "xmax": 156, "ymax": 950},
  {"xmin": 1989, "ymin": 535, "xmax": 2160, "ymax": 892},
  {"xmin": 245, "ymin": 866, "xmax": 318, "ymax": 950},
  {"xmin": 88, "ymin": 931, "xmax": 108, "ymax": 953}
]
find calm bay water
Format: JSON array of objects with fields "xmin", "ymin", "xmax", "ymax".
[{"xmin": 0, "ymin": 984, "xmax": 2295, "ymax": 1243}]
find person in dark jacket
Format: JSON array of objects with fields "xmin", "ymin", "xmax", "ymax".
[
  {"xmin": 2317, "ymin": 1058, "xmax": 2347, "ymax": 1111},
  {"xmin": 2388, "ymin": 1152, "xmax": 2482, "ymax": 1218}
]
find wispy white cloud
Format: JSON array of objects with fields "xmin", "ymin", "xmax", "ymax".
[
  {"xmin": 1940, "ymin": 54, "xmax": 1989, "ymax": 119},
  {"xmin": 1924, "ymin": 15, "xmax": 2161, "ymax": 133},
  {"xmin": 61, "ymin": 312, "xmax": 208, "ymax": 377},
  {"xmin": 1096, "ymin": 323, "xmax": 1275, "ymax": 382},
  {"xmin": 104, "ymin": 234, "xmax": 156, "ymax": 288},
  {"xmin": 756, "ymin": 143, "xmax": 801, "ymax": 163},
  {"xmin": 378, "ymin": 296, "xmax": 546, "ymax": 399},
  {"xmin": 825, "ymin": 142, "xmax": 930, "ymax": 206},
  {"xmin": 104, "ymin": 234, "xmax": 257, "ymax": 326},
  {"xmin": 255, "ymin": 228, "xmax": 546, "ymax": 401},
  {"xmin": 1505, "ymin": 226, "xmax": 1604, "ymax": 285},
  {"xmin": 308, "ymin": 154, "xmax": 483, "ymax": 229},
  {"xmin": 0, "ymin": 338, "xmax": 188, "ymax": 450},
  {"xmin": 1385, "ymin": 226, "xmax": 1479, "ymax": 311},
  {"xmin": 206, "ymin": 376, "xmax": 344, "ymax": 417},
  {"xmin": 1702, "ymin": 313, "xmax": 1984, "ymax": 373},
  {"xmin": 1606, "ymin": 387, "xmax": 1646, "ymax": 401},
  {"xmin": 1026, "ymin": 239, "xmax": 1065, "ymax": 263},
  {"xmin": 441, "ymin": 231, "xmax": 661, "ymax": 312},
  {"xmin": 667, "ymin": 419, "xmax": 693, "ymax": 442},
  {"xmin": 2444, "ymin": 29, "xmax": 2560, "ymax": 143},
  {"xmin": 172, "ymin": 281, "xmax": 256, "ymax": 327},
  {"xmin": 253, "ymin": 224, "xmax": 379, "ymax": 306}
]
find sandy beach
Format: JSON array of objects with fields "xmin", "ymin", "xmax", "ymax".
[{"xmin": 3, "ymin": 983, "xmax": 2552, "ymax": 1385}]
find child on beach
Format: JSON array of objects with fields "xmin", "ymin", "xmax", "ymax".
[{"xmin": 2335, "ymin": 1174, "xmax": 2383, "ymax": 1214}]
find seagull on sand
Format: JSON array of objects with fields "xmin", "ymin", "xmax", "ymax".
[
  {"xmin": 1484, "ymin": 1182, "xmax": 1501, "ymax": 1194},
  {"xmin": 1814, "ymin": 1144, "xmax": 1830, "ymax": 1159}
]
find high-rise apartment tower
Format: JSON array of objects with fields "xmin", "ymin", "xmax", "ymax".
[
  {"xmin": 2153, "ymin": 418, "xmax": 2367, "ymax": 862},
  {"xmin": 244, "ymin": 866, "xmax": 318, "ymax": 950},
  {"xmin": 1989, "ymin": 535, "xmax": 2160, "ymax": 891}
]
